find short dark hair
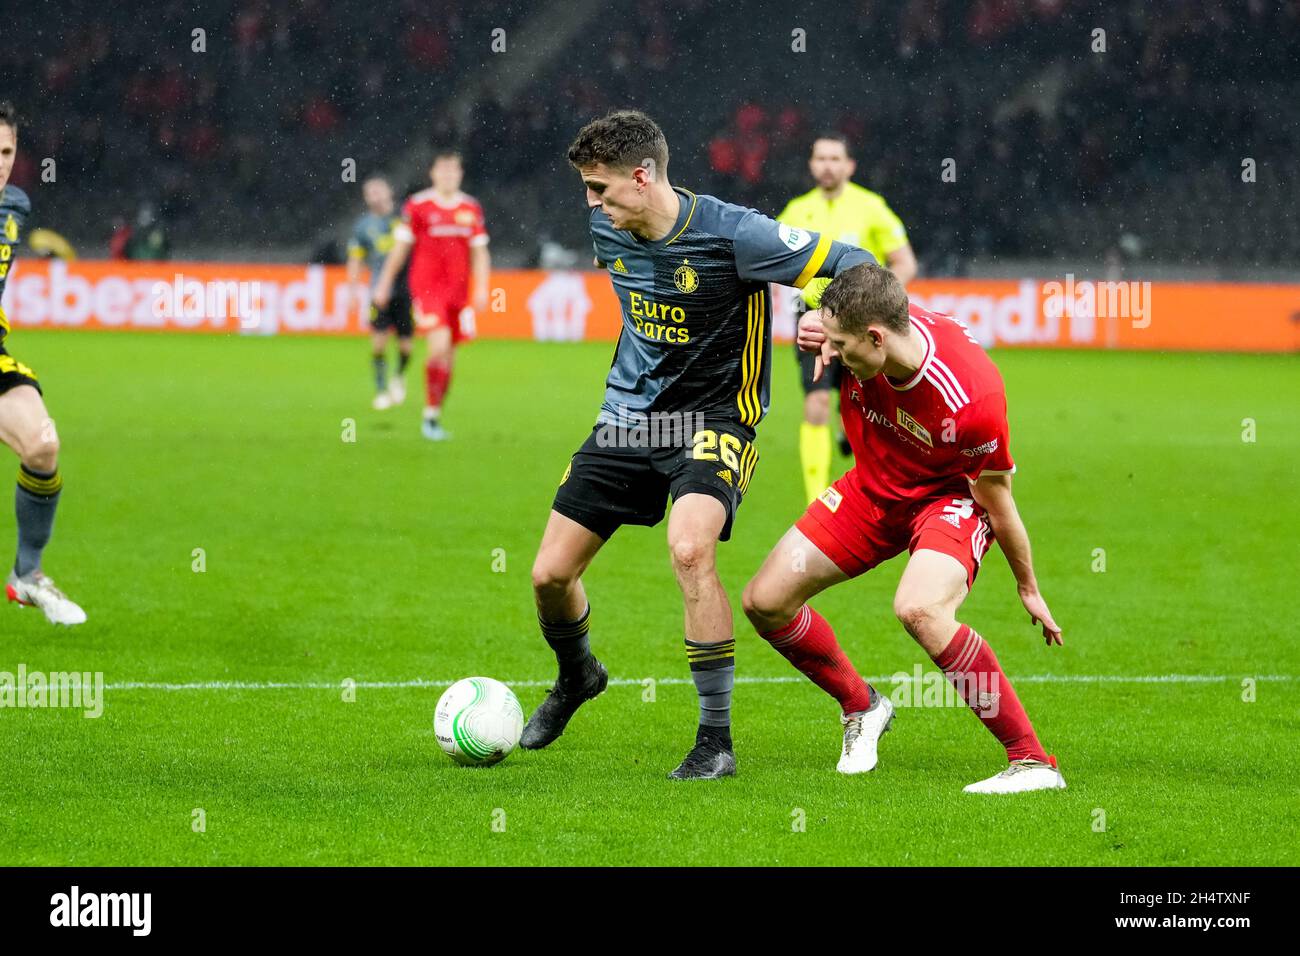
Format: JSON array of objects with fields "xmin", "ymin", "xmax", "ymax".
[
  {"xmin": 820, "ymin": 264, "xmax": 910, "ymax": 335},
  {"xmin": 0, "ymin": 101, "xmax": 18, "ymax": 133},
  {"xmin": 567, "ymin": 110, "xmax": 669, "ymax": 174},
  {"xmin": 812, "ymin": 132, "xmax": 852, "ymax": 158},
  {"xmin": 432, "ymin": 149, "xmax": 462, "ymax": 164}
]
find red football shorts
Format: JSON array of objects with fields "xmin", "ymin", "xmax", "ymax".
[
  {"xmin": 411, "ymin": 288, "xmax": 470, "ymax": 343},
  {"xmin": 796, "ymin": 472, "xmax": 995, "ymax": 587}
]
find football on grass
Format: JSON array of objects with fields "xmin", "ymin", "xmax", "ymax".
[{"xmin": 434, "ymin": 677, "xmax": 524, "ymax": 766}]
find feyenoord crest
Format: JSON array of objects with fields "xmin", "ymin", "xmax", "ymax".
[
  {"xmin": 674, "ymin": 260, "xmax": 698, "ymax": 294},
  {"xmin": 3, "ymin": 214, "xmax": 16, "ymax": 242}
]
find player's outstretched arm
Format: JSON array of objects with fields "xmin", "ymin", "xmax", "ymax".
[
  {"xmin": 970, "ymin": 473, "xmax": 1063, "ymax": 646},
  {"xmin": 733, "ymin": 211, "xmax": 874, "ymax": 295},
  {"xmin": 470, "ymin": 243, "xmax": 491, "ymax": 314},
  {"xmin": 372, "ymin": 236, "xmax": 412, "ymax": 309},
  {"xmin": 345, "ymin": 245, "xmax": 367, "ymax": 317},
  {"xmin": 886, "ymin": 243, "xmax": 918, "ymax": 285}
]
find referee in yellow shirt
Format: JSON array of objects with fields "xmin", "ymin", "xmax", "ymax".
[{"xmin": 776, "ymin": 133, "xmax": 917, "ymax": 503}]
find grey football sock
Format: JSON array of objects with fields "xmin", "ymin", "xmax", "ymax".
[
  {"xmin": 14, "ymin": 465, "xmax": 62, "ymax": 579},
  {"xmin": 685, "ymin": 638, "xmax": 735, "ymax": 730}
]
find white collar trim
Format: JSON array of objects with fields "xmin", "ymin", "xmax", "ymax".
[{"xmin": 886, "ymin": 318, "xmax": 934, "ymax": 391}]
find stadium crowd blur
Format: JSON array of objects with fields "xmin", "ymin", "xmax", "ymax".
[{"xmin": 9, "ymin": 0, "xmax": 1298, "ymax": 272}]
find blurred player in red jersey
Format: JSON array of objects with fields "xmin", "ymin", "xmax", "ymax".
[
  {"xmin": 742, "ymin": 264, "xmax": 1066, "ymax": 794},
  {"xmin": 373, "ymin": 150, "xmax": 490, "ymax": 440}
]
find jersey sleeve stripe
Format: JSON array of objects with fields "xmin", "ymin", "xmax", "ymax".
[
  {"xmin": 793, "ymin": 233, "xmax": 833, "ymax": 288},
  {"xmin": 743, "ymin": 291, "xmax": 766, "ymax": 425},
  {"xmin": 737, "ymin": 293, "xmax": 757, "ymax": 424},
  {"xmin": 755, "ymin": 292, "xmax": 767, "ymax": 422}
]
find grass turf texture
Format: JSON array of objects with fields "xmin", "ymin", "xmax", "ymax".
[{"xmin": 1, "ymin": 330, "xmax": 1297, "ymax": 866}]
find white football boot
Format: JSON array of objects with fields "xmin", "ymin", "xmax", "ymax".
[
  {"xmin": 421, "ymin": 416, "xmax": 448, "ymax": 441},
  {"xmin": 6, "ymin": 571, "xmax": 88, "ymax": 626},
  {"xmin": 963, "ymin": 756, "xmax": 1066, "ymax": 794},
  {"xmin": 837, "ymin": 694, "xmax": 894, "ymax": 774},
  {"xmin": 387, "ymin": 375, "xmax": 407, "ymax": 405},
  {"xmin": 372, "ymin": 392, "xmax": 393, "ymax": 411}
]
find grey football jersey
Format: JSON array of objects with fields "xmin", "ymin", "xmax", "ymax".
[{"xmin": 590, "ymin": 187, "xmax": 874, "ymax": 428}]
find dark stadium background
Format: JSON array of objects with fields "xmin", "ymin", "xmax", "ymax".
[{"xmin": 8, "ymin": 0, "xmax": 1298, "ymax": 277}]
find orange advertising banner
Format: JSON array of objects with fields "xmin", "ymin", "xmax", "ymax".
[{"xmin": 3, "ymin": 260, "xmax": 1296, "ymax": 351}]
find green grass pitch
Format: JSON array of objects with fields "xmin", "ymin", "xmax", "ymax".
[{"xmin": 1, "ymin": 329, "xmax": 1296, "ymax": 866}]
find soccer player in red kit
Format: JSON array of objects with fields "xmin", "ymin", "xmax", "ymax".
[
  {"xmin": 742, "ymin": 264, "xmax": 1066, "ymax": 794},
  {"xmin": 373, "ymin": 150, "xmax": 490, "ymax": 441}
]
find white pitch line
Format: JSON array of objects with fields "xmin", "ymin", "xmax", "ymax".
[{"xmin": 103, "ymin": 674, "xmax": 1296, "ymax": 692}]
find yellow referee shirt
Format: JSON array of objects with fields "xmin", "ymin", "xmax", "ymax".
[{"xmin": 776, "ymin": 181, "xmax": 908, "ymax": 307}]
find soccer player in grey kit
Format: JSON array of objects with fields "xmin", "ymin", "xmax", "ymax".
[{"xmin": 523, "ymin": 111, "xmax": 874, "ymax": 777}]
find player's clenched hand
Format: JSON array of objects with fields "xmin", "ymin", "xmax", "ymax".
[
  {"xmin": 373, "ymin": 280, "xmax": 392, "ymax": 310},
  {"xmin": 1019, "ymin": 587, "xmax": 1063, "ymax": 645},
  {"xmin": 796, "ymin": 309, "xmax": 827, "ymax": 353},
  {"xmin": 798, "ymin": 309, "xmax": 836, "ymax": 382}
]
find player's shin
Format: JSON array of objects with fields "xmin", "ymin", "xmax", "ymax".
[
  {"xmin": 424, "ymin": 357, "xmax": 451, "ymax": 415},
  {"xmin": 760, "ymin": 604, "xmax": 874, "ymax": 714},
  {"xmin": 14, "ymin": 464, "xmax": 62, "ymax": 578},
  {"xmin": 799, "ymin": 422, "xmax": 832, "ymax": 503},
  {"xmin": 933, "ymin": 623, "xmax": 1047, "ymax": 763}
]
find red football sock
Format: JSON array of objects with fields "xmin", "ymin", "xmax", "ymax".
[
  {"xmin": 933, "ymin": 624, "xmax": 1047, "ymax": 762},
  {"xmin": 425, "ymin": 358, "xmax": 450, "ymax": 410},
  {"xmin": 761, "ymin": 605, "xmax": 872, "ymax": 714}
]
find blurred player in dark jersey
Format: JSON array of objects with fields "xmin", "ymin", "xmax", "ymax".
[
  {"xmin": 373, "ymin": 151, "xmax": 490, "ymax": 441},
  {"xmin": 347, "ymin": 175, "xmax": 413, "ymax": 411},
  {"xmin": 522, "ymin": 111, "xmax": 874, "ymax": 779},
  {"xmin": 0, "ymin": 102, "xmax": 85, "ymax": 626}
]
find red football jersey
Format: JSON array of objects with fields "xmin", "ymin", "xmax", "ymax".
[
  {"xmin": 840, "ymin": 302, "xmax": 1016, "ymax": 507},
  {"xmin": 395, "ymin": 188, "xmax": 488, "ymax": 299}
]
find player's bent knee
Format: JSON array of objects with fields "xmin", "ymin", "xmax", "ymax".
[
  {"xmin": 804, "ymin": 391, "xmax": 830, "ymax": 426},
  {"xmin": 20, "ymin": 430, "xmax": 59, "ymax": 473},
  {"xmin": 668, "ymin": 536, "xmax": 715, "ymax": 577},
  {"xmin": 742, "ymin": 575, "xmax": 797, "ymax": 631},
  {"xmin": 894, "ymin": 600, "xmax": 944, "ymax": 640},
  {"xmin": 530, "ymin": 557, "xmax": 577, "ymax": 600}
]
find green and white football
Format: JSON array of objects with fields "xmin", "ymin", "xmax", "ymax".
[{"xmin": 434, "ymin": 677, "xmax": 524, "ymax": 766}]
